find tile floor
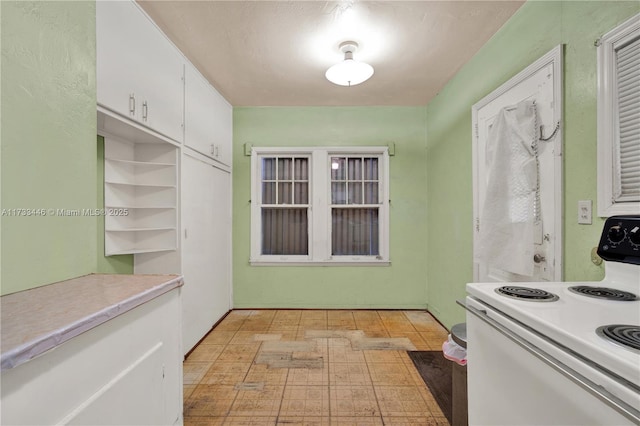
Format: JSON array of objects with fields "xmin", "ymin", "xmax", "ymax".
[{"xmin": 183, "ymin": 310, "xmax": 451, "ymax": 425}]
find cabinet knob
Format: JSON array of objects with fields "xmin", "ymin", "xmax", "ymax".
[{"xmin": 142, "ymin": 101, "xmax": 148, "ymax": 121}]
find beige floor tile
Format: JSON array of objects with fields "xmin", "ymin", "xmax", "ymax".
[
  {"xmin": 300, "ymin": 310, "xmax": 328, "ymax": 320},
  {"xmin": 352, "ymin": 311, "xmax": 381, "ymax": 321},
  {"xmin": 387, "ymin": 332, "xmax": 429, "ymax": 351},
  {"xmin": 330, "ymin": 417, "xmax": 384, "ymax": 425},
  {"xmin": 216, "ymin": 319, "xmax": 246, "ymax": 332},
  {"xmin": 329, "ymin": 385, "xmax": 379, "ymax": 417},
  {"xmin": 184, "ymin": 416, "xmax": 226, "ymax": 425},
  {"xmin": 217, "ymin": 344, "xmax": 261, "ymax": 363},
  {"xmin": 248, "ymin": 309, "xmax": 277, "ymax": 318},
  {"xmin": 367, "ymin": 363, "xmax": 416, "ymax": 386},
  {"xmin": 419, "ymin": 331, "xmax": 449, "ymax": 349},
  {"xmin": 269, "ymin": 322, "xmax": 300, "ymax": 331},
  {"xmin": 201, "ymin": 362, "xmax": 252, "ymax": 385},
  {"xmin": 326, "ymin": 321, "xmax": 357, "ymax": 330},
  {"xmin": 229, "ymin": 385, "xmax": 285, "ymax": 417},
  {"xmin": 276, "ymin": 417, "xmax": 330, "ymax": 425},
  {"xmin": 184, "ymin": 384, "xmax": 238, "ymax": 417},
  {"xmin": 202, "ymin": 331, "xmax": 237, "ymax": 345},
  {"xmin": 328, "ymin": 346, "xmax": 366, "ymax": 363},
  {"xmin": 380, "ymin": 416, "xmax": 440, "ymax": 426},
  {"xmin": 358, "ymin": 329, "xmax": 390, "ymax": 338},
  {"xmin": 184, "ymin": 384, "xmax": 197, "ymax": 401},
  {"xmin": 402, "ymin": 311, "xmax": 440, "ymax": 331},
  {"xmin": 279, "ymin": 386, "xmax": 330, "ymax": 417},
  {"xmin": 363, "ymin": 350, "xmax": 404, "ymax": 364},
  {"xmin": 183, "ymin": 310, "xmax": 450, "ymax": 425},
  {"xmin": 227, "ymin": 310, "xmax": 255, "ymax": 319},
  {"xmin": 327, "ymin": 310, "xmax": 355, "ymax": 320},
  {"xmin": 188, "ymin": 344, "xmax": 226, "ymax": 362},
  {"xmin": 329, "ymin": 363, "xmax": 372, "ymax": 386},
  {"xmin": 382, "ymin": 320, "xmax": 417, "ymax": 332},
  {"xmin": 184, "ymin": 361, "xmax": 215, "ymax": 385},
  {"xmin": 286, "ymin": 364, "xmax": 329, "ymax": 386},
  {"xmin": 224, "ymin": 416, "xmax": 277, "ymax": 425},
  {"xmin": 374, "ymin": 386, "xmax": 433, "ymax": 417},
  {"xmin": 274, "ymin": 310, "xmax": 303, "ymax": 322},
  {"xmin": 376, "ymin": 311, "xmax": 406, "ymax": 320},
  {"xmin": 239, "ymin": 321, "xmax": 273, "ymax": 332},
  {"xmin": 300, "ymin": 319, "xmax": 329, "ymax": 329},
  {"xmin": 327, "ymin": 337, "xmax": 352, "ymax": 348},
  {"xmin": 244, "ymin": 363, "xmax": 289, "ymax": 385}
]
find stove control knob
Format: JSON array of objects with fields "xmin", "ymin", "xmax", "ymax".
[
  {"xmin": 629, "ymin": 227, "xmax": 640, "ymax": 246},
  {"xmin": 608, "ymin": 225, "xmax": 626, "ymax": 244}
]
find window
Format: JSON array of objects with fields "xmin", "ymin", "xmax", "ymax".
[
  {"xmin": 597, "ymin": 13, "xmax": 640, "ymax": 216},
  {"xmin": 251, "ymin": 147, "xmax": 389, "ymax": 265}
]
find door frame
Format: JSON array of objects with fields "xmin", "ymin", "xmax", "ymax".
[{"xmin": 471, "ymin": 45, "xmax": 563, "ymax": 282}]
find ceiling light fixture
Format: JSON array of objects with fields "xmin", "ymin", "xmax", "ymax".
[{"xmin": 325, "ymin": 41, "xmax": 374, "ymax": 87}]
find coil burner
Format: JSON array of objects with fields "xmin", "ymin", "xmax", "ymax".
[
  {"xmin": 596, "ymin": 325, "xmax": 640, "ymax": 352},
  {"xmin": 495, "ymin": 286, "xmax": 559, "ymax": 302},
  {"xmin": 569, "ymin": 286, "xmax": 638, "ymax": 301}
]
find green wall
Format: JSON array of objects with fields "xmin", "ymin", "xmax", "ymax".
[
  {"xmin": 1, "ymin": 1, "xmax": 98, "ymax": 295},
  {"xmin": 425, "ymin": 1, "xmax": 640, "ymax": 329},
  {"xmin": 233, "ymin": 107, "xmax": 428, "ymax": 308}
]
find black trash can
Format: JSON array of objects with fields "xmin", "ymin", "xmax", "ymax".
[{"xmin": 450, "ymin": 323, "xmax": 468, "ymax": 426}]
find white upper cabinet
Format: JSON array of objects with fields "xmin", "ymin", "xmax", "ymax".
[
  {"xmin": 184, "ymin": 63, "xmax": 233, "ymax": 167},
  {"xmin": 97, "ymin": 0, "xmax": 184, "ymax": 143}
]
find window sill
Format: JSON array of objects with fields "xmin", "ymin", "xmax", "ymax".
[{"xmin": 249, "ymin": 259, "xmax": 391, "ymax": 267}]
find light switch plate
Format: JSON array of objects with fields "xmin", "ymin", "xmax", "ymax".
[{"xmin": 578, "ymin": 200, "xmax": 592, "ymax": 224}]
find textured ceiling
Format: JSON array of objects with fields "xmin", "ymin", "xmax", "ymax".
[{"xmin": 138, "ymin": 1, "xmax": 524, "ymax": 106}]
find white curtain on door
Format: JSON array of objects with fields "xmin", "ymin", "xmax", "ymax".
[{"xmin": 475, "ymin": 100, "xmax": 538, "ymax": 277}]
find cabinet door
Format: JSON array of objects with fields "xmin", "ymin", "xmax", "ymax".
[
  {"xmin": 97, "ymin": 0, "xmax": 141, "ymax": 121},
  {"xmin": 184, "ymin": 64, "xmax": 217, "ymax": 158},
  {"xmin": 209, "ymin": 88, "xmax": 233, "ymax": 166},
  {"xmin": 184, "ymin": 64, "xmax": 232, "ymax": 166},
  {"xmin": 97, "ymin": 0, "xmax": 184, "ymax": 143},
  {"xmin": 181, "ymin": 154, "xmax": 231, "ymax": 353}
]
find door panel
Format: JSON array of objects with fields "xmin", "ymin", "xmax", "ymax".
[
  {"xmin": 181, "ymin": 154, "xmax": 231, "ymax": 353},
  {"xmin": 472, "ymin": 46, "xmax": 563, "ymax": 283}
]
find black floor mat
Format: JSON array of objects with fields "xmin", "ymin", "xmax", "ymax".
[{"xmin": 407, "ymin": 350, "xmax": 452, "ymax": 423}]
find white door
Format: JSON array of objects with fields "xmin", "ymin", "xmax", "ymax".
[
  {"xmin": 472, "ymin": 46, "xmax": 563, "ymax": 283},
  {"xmin": 182, "ymin": 153, "xmax": 231, "ymax": 353}
]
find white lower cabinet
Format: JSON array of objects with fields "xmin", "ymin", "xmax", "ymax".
[
  {"xmin": 1, "ymin": 289, "xmax": 182, "ymax": 426},
  {"xmin": 181, "ymin": 151, "xmax": 232, "ymax": 352}
]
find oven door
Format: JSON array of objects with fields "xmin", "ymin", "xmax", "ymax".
[{"xmin": 463, "ymin": 296, "xmax": 640, "ymax": 426}]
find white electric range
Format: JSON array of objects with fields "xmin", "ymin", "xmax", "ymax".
[{"xmin": 463, "ymin": 215, "xmax": 640, "ymax": 425}]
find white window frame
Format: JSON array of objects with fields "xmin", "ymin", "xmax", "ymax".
[
  {"xmin": 250, "ymin": 146, "xmax": 390, "ymax": 266},
  {"xmin": 597, "ymin": 13, "xmax": 640, "ymax": 217}
]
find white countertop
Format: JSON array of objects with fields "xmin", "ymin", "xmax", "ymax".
[{"xmin": 1, "ymin": 273, "xmax": 183, "ymax": 370}]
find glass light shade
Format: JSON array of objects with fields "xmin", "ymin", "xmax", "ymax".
[{"xmin": 325, "ymin": 59, "xmax": 374, "ymax": 87}]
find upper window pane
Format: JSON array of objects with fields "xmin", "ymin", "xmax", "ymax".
[
  {"xmin": 261, "ymin": 156, "xmax": 309, "ymax": 205},
  {"xmin": 331, "ymin": 156, "xmax": 380, "ymax": 206}
]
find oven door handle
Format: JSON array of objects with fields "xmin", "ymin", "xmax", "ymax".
[{"xmin": 460, "ymin": 299, "xmax": 640, "ymax": 424}]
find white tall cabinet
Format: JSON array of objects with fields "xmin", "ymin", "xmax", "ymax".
[
  {"xmin": 97, "ymin": 0, "xmax": 233, "ymax": 356},
  {"xmin": 181, "ymin": 152, "xmax": 231, "ymax": 351}
]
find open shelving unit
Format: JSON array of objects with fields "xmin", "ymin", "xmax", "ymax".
[{"xmin": 104, "ymin": 136, "xmax": 178, "ymax": 256}]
